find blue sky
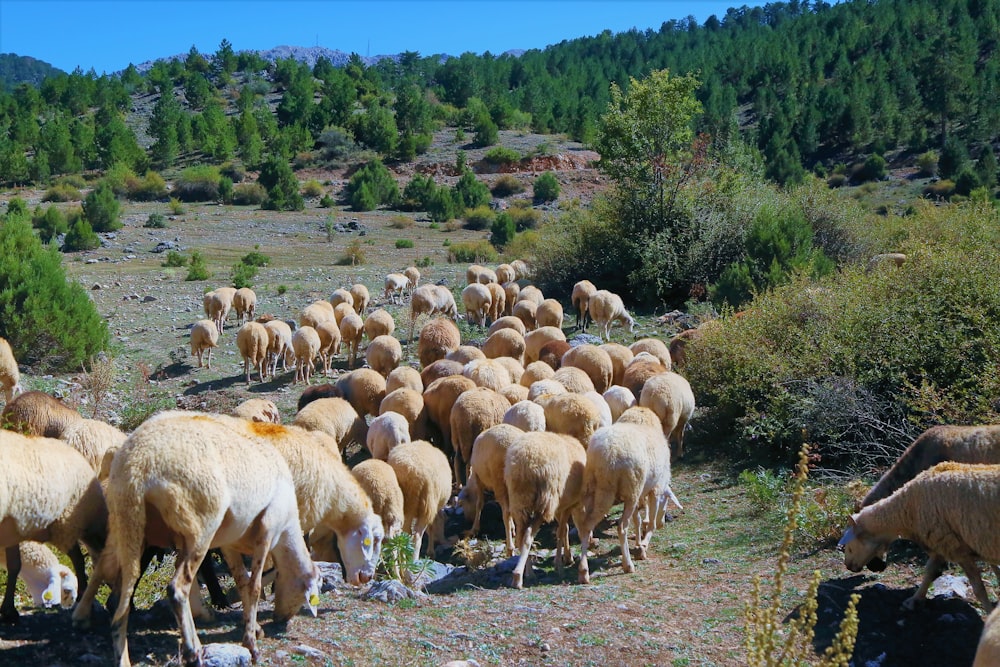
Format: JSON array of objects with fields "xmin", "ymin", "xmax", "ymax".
[{"xmin": 1, "ymin": 1, "xmax": 744, "ymax": 74}]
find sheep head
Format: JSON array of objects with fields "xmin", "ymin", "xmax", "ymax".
[
  {"xmin": 272, "ymin": 560, "xmax": 322, "ymax": 623},
  {"xmin": 338, "ymin": 514, "xmax": 385, "ymax": 586},
  {"xmin": 839, "ymin": 515, "xmax": 889, "ymax": 573}
]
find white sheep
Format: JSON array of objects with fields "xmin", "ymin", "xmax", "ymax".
[
  {"xmin": 233, "ymin": 398, "xmax": 281, "ymax": 424},
  {"xmin": 450, "ymin": 386, "xmax": 510, "ymax": 484},
  {"xmin": 523, "ymin": 326, "xmax": 567, "ymax": 365},
  {"xmin": 588, "ymin": 290, "xmax": 636, "ymax": 341},
  {"xmin": 638, "ymin": 371, "xmax": 696, "ymax": 458},
  {"xmin": 316, "ymin": 319, "xmax": 342, "ymax": 377},
  {"xmin": 603, "ymin": 386, "xmax": 637, "ymax": 422},
  {"xmin": 535, "ymin": 298, "xmax": 564, "ymax": 329},
  {"xmin": 189, "ymin": 319, "xmax": 219, "ymax": 369},
  {"xmin": 0, "ymin": 336, "xmax": 23, "ymax": 403},
  {"xmin": 263, "ymin": 319, "xmax": 295, "ymax": 377},
  {"xmin": 503, "ymin": 400, "xmax": 546, "ymax": 432},
  {"xmin": 0, "ymin": 541, "xmax": 77, "ymax": 609},
  {"xmin": 976, "ymin": 605, "xmax": 1000, "ymax": 666},
  {"xmin": 71, "ymin": 411, "xmax": 321, "ymax": 665},
  {"xmin": 495, "ymin": 263, "xmax": 515, "ymax": 285},
  {"xmin": 866, "ymin": 252, "xmax": 908, "ymax": 273},
  {"xmin": 330, "ymin": 288, "xmax": 355, "ymax": 312},
  {"xmin": 386, "ymin": 365, "xmax": 423, "ymax": 394},
  {"xmin": 207, "ymin": 286, "xmax": 237, "ymax": 332},
  {"xmin": 500, "ymin": 383, "xmax": 530, "ymax": 405},
  {"xmin": 233, "ymin": 287, "xmax": 257, "ymax": 326},
  {"xmin": 486, "ymin": 282, "xmax": 506, "ymax": 324},
  {"xmin": 60, "ymin": 417, "xmax": 128, "ymax": 473},
  {"xmin": 333, "ymin": 301, "xmax": 356, "ymax": 328},
  {"xmin": 388, "ymin": 441, "xmax": 453, "ymax": 559},
  {"xmin": 366, "ymin": 411, "xmax": 412, "ymax": 460},
  {"xmin": 292, "ymin": 396, "xmax": 368, "ymax": 455},
  {"xmin": 447, "ymin": 345, "xmax": 486, "ymax": 365},
  {"xmin": 552, "ymin": 366, "xmax": 596, "ymax": 394},
  {"xmin": 840, "ymin": 462, "xmax": 1000, "ymax": 611},
  {"xmin": 571, "ymin": 280, "xmax": 597, "ymax": 330},
  {"xmin": 462, "ymin": 283, "xmax": 492, "ymax": 328},
  {"xmin": 629, "ymin": 338, "xmax": 672, "ymax": 370},
  {"xmin": 457, "ymin": 423, "xmax": 522, "ymax": 555},
  {"xmin": 600, "ymin": 343, "xmax": 634, "ymax": 387},
  {"xmin": 537, "ymin": 392, "xmax": 604, "ymax": 448},
  {"xmin": 300, "ymin": 300, "xmax": 335, "ymax": 330},
  {"xmin": 527, "ymin": 378, "xmax": 567, "ymax": 401},
  {"xmin": 488, "ymin": 315, "xmax": 527, "ymax": 338},
  {"xmin": 340, "ymin": 313, "xmax": 365, "ymax": 369},
  {"xmin": 379, "ymin": 387, "xmax": 428, "ymax": 441},
  {"xmin": 236, "ymin": 321, "xmax": 270, "ymax": 384},
  {"xmin": 510, "ymin": 259, "xmax": 531, "ymax": 281},
  {"xmin": 561, "ymin": 344, "xmax": 614, "ymax": 394},
  {"xmin": 352, "ymin": 459, "xmax": 404, "ymax": 539},
  {"xmin": 334, "ymin": 368, "xmax": 387, "ymax": 418},
  {"xmin": 292, "ymin": 325, "xmax": 321, "ymax": 384},
  {"xmin": 366, "ymin": 334, "xmax": 403, "ymax": 378},
  {"xmin": 503, "ymin": 282, "xmax": 520, "ymax": 316},
  {"xmin": 384, "ymin": 273, "xmax": 410, "ymax": 305},
  {"xmin": 349, "ymin": 283, "xmax": 371, "ymax": 315},
  {"xmin": 494, "ymin": 356, "xmax": 525, "ymax": 385},
  {"xmin": 418, "ymin": 317, "xmax": 462, "ymax": 367},
  {"xmin": 423, "ymin": 375, "xmax": 477, "ymax": 463},
  {"xmin": 512, "ymin": 300, "xmax": 538, "ymax": 332},
  {"xmin": 403, "ymin": 267, "xmax": 421, "ymax": 294},
  {"xmin": 517, "ymin": 284, "xmax": 544, "ymax": 306},
  {"xmin": 521, "ymin": 360, "xmax": 556, "ymax": 387},
  {"xmin": 463, "ymin": 358, "xmax": 513, "ymax": 392},
  {"xmin": 583, "ymin": 391, "xmax": 613, "ymax": 429}
]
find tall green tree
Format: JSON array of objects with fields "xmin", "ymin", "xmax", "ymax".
[
  {"xmin": 83, "ymin": 181, "xmax": 121, "ymax": 232},
  {"xmin": 258, "ymin": 155, "xmax": 304, "ymax": 211},
  {"xmin": 149, "ymin": 92, "xmax": 182, "ymax": 167}
]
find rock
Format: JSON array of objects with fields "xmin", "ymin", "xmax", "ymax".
[
  {"xmin": 315, "ymin": 561, "xmax": 344, "ymax": 591},
  {"xmin": 151, "ymin": 241, "xmax": 179, "ymax": 254},
  {"xmin": 85, "ymin": 258, "xmax": 99, "ymax": 264},
  {"xmin": 930, "ymin": 573, "xmax": 972, "ymax": 601},
  {"xmin": 201, "ymin": 643, "xmax": 252, "ymax": 667},
  {"xmin": 142, "ymin": 295, "xmax": 157, "ymax": 302},
  {"xmin": 702, "ymin": 557, "xmax": 721, "ymax": 565},
  {"xmin": 293, "ymin": 645, "xmax": 326, "ymax": 660},
  {"xmin": 92, "ymin": 283, "xmax": 101, "ymax": 290},
  {"xmin": 568, "ymin": 333, "xmax": 603, "ymax": 347},
  {"xmin": 362, "ymin": 579, "xmax": 425, "ymax": 603}
]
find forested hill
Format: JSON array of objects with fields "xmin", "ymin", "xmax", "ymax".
[
  {"xmin": 1, "ymin": 0, "xmax": 998, "ymax": 186},
  {"xmin": 0, "ymin": 54, "xmax": 64, "ymax": 91}
]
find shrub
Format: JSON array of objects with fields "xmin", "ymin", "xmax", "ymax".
[
  {"xmin": 144, "ymin": 213, "xmax": 167, "ymax": 229},
  {"xmin": 923, "ymin": 179, "xmax": 955, "ymax": 200},
  {"xmin": 42, "ymin": 183, "xmax": 82, "ymax": 202},
  {"xmin": 507, "ymin": 202, "xmax": 541, "ymax": 231},
  {"xmin": 389, "ymin": 215, "xmax": 414, "ymax": 229},
  {"xmin": 103, "ymin": 163, "xmax": 136, "ymax": 196},
  {"xmin": 453, "ymin": 170, "xmax": 491, "ymax": 210},
  {"xmin": 448, "ymin": 240, "xmax": 499, "ymax": 263},
  {"xmin": 490, "ymin": 212, "xmax": 516, "ymax": 250},
  {"xmin": 63, "ymin": 218, "xmax": 100, "ymax": 252},
  {"xmin": 483, "ymin": 146, "xmax": 520, "ymax": 165},
  {"xmin": 162, "ymin": 250, "xmax": 187, "ymax": 267},
  {"xmin": 954, "ymin": 167, "xmax": 981, "ymax": 197},
  {"xmin": 917, "ymin": 151, "xmax": 939, "ymax": 177},
  {"xmin": 337, "ymin": 239, "xmax": 367, "ymax": 265},
  {"xmin": 319, "ymin": 194, "xmax": 335, "ymax": 208},
  {"xmin": 427, "ymin": 187, "xmax": 458, "ymax": 222},
  {"xmin": 32, "ymin": 206, "xmax": 67, "ymax": 244},
  {"xmin": 259, "ymin": 156, "xmax": 304, "ymax": 211},
  {"xmin": 231, "ymin": 262, "xmax": 257, "ymax": 289},
  {"xmin": 532, "ymin": 172, "xmax": 560, "ymax": 203},
  {"xmin": 168, "ymin": 198, "xmax": 185, "ymax": 215},
  {"xmin": 174, "ymin": 165, "xmax": 222, "ymax": 202},
  {"xmin": 472, "ymin": 114, "xmax": 499, "ymax": 148},
  {"xmin": 55, "ymin": 174, "xmax": 87, "ymax": 189},
  {"xmin": 125, "ymin": 171, "xmax": 168, "ymax": 201},
  {"xmin": 463, "ymin": 205, "xmax": 495, "ymax": 231},
  {"xmin": 938, "ymin": 136, "xmax": 968, "ymax": 179},
  {"xmin": 218, "ymin": 176, "xmax": 233, "ymax": 204},
  {"xmin": 851, "ymin": 154, "xmax": 887, "ymax": 183},
  {"xmin": 347, "ymin": 159, "xmax": 399, "ymax": 211},
  {"xmin": 240, "ymin": 250, "xmax": 270, "ymax": 267},
  {"xmin": 491, "ymin": 174, "xmax": 524, "ymax": 197},
  {"xmin": 416, "ymin": 256, "xmax": 433, "ymax": 267},
  {"xmin": 83, "ymin": 181, "xmax": 121, "ymax": 232},
  {"xmin": 231, "ymin": 183, "xmax": 267, "ymax": 206},
  {"xmin": 219, "ymin": 161, "xmax": 246, "ymax": 183},
  {"xmin": 401, "ymin": 173, "xmax": 437, "ymax": 211},
  {"xmin": 302, "ymin": 179, "xmax": 324, "ymax": 198},
  {"xmin": 395, "ymin": 239, "xmax": 415, "ymax": 249},
  {"xmin": 277, "ymin": 284, "xmax": 288, "ymax": 295},
  {"xmin": 826, "ymin": 174, "xmax": 847, "ymax": 188},
  {"xmin": 444, "ymin": 219, "xmax": 464, "ymax": 232},
  {"xmin": 185, "ymin": 250, "xmax": 210, "ymax": 280},
  {"xmin": 0, "ymin": 211, "xmax": 109, "ymax": 370}
]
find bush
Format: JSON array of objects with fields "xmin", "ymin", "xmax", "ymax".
[
  {"xmin": 231, "ymin": 183, "xmax": 267, "ymax": 206},
  {"xmin": 917, "ymin": 151, "xmax": 939, "ymax": 177},
  {"xmin": 463, "ymin": 205, "xmax": 495, "ymax": 231},
  {"xmin": 219, "ymin": 161, "xmax": 246, "ymax": 183},
  {"xmin": 416, "ymin": 256, "xmax": 433, "ymax": 267},
  {"xmin": 483, "ymin": 146, "xmax": 520, "ymax": 165},
  {"xmin": 42, "ymin": 183, "xmax": 82, "ymax": 202},
  {"xmin": 103, "ymin": 163, "xmax": 136, "ymax": 196},
  {"xmin": 453, "ymin": 170, "xmax": 491, "ymax": 210},
  {"xmin": 923, "ymin": 179, "xmax": 956, "ymax": 200},
  {"xmin": 168, "ymin": 198, "xmax": 185, "ymax": 215},
  {"xmin": 851, "ymin": 154, "xmax": 887, "ymax": 183},
  {"xmin": 125, "ymin": 171, "xmax": 168, "ymax": 201},
  {"xmin": 218, "ymin": 176, "xmax": 233, "ymax": 204},
  {"xmin": 258, "ymin": 156, "xmax": 304, "ymax": 211},
  {"xmin": 319, "ymin": 194, "xmax": 335, "ymax": 208},
  {"xmin": 389, "ymin": 215, "xmax": 414, "ymax": 229},
  {"xmin": 448, "ymin": 240, "xmax": 499, "ymax": 263},
  {"xmin": 507, "ymin": 201, "xmax": 541, "ymax": 231},
  {"xmin": 955, "ymin": 168, "xmax": 981, "ymax": 197},
  {"xmin": 347, "ymin": 159, "xmax": 398, "ymax": 212},
  {"xmin": 32, "ymin": 206, "xmax": 67, "ymax": 244},
  {"xmin": 240, "ymin": 250, "xmax": 270, "ymax": 267},
  {"xmin": 83, "ymin": 181, "xmax": 121, "ymax": 232},
  {"xmin": 491, "ymin": 174, "xmax": 524, "ymax": 197},
  {"xmin": 144, "ymin": 213, "xmax": 167, "ymax": 229},
  {"xmin": 302, "ymin": 179, "xmax": 324, "ymax": 198},
  {"xmin": 427, "ymin": 187, "xmax": 458, "ymax": 222},
  {"xmin": 174, "ymin": 165, "xmax": 222, "ymax": 202},
  {"xmin": 231, "ymin": 262, "xmax": 257, "ymax": 289},
  {"xmin": 63, "ymin": 217, "xmax": 100, "ymax": 252},
  {"xmin": 490, "ymin": 212, "xmax": 516, "ymax": 250},
  {"xmin": 395, "ymin": 239, "xmax": 415, "ymax": 249},
  {"xmin": 337, "ymin": 239, "xmax": 367, "ymax": 265},
  {"xmin": 532, "ymin": 172, "xmax": 560, "ymax": 203},
  {"xmin": 401, "ymin": 173, "xmax": 437, "ymax": 211},
  {"xmin": 0, "ymin": 211, "xmax": 109, "ymax": 370},
  {"xmin": 162, "ymin": 250, "xmax": 187, "ymax": 267},
  {"xmin": 826, "ymin": 174, "xmax": 848, "ymax": 188},
  {"xmin": 185, "ymin": 250, "xmax": 210, "ymax": 280},
  {"xmin": 472, "ymin": 114, "xmax": 499, "ymax": 148}
]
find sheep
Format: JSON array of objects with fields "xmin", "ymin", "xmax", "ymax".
[
  {"xmin": 866, "ymin": 252, "xmax": 908, "ymax": 273},
  {"xmin": 189, "ymin": 319, "xmax": 220, "ymax": 369},
  {"xmin": 517, "ymin": 285, "xmax": 544, "ymax": 306},
  {"xmin": 617, "ymin": 405, "xmax": 664, "ymax": 430},
  {"xmin": 0, "ymin": 390, "xmax": 82, "ymax": 438},
  {"xmin": 447, "ymin": 345, "xmax": 487, "ymax": 365},
  {"xmin": 292, "ymin": 397, "xmax": 368, "ymax": 455},
  {"xmin": 840, "ymin": 462, "xmax": 1000, "ymax": 612},
  {"xmin": 603, "ymin": 386, "xmax": 637, "ymax": 422},
  {"xmin": 233, "ymin": 287, "xmax": 257, "ymax": 326},
  {"xmin": 366, "ymin": 334, "xmax": 403, "ymax": 378},
  {"xmin": 423, "ymin": 375, "xmax": 477, "ymax": 462},
  {"xmin": 562, "ymin": 344, "xmax": 614, "ymax": 393},
  {"xmin": 403, "ymin": 266, "xmax": 421, "ymax": 294},
  {"xmin": 60, "ymin": 417, "xmax": 128, "ymax": 472},
  {"xmin": 208, "ymin": 286, "xmax": 237, "ymax": 332},
  {"xmin": 366, "ymin": 411, "xmax": 412, "ymax": 460},
  {"xmin": 975, "ymin": 605, "xmax": 1000, "ymax": 667},
  {"xmin": 521, "ymin": 360, "xmax": 556, "ymax": 387},
  {"xmin": 291, "ymin": 325, "xmax": 321, "ymax": 385},
  {"xmin": 583, "ymin": 391, "xmax": 613, "ymax": 429},
  {"xmin": 466, "ymin": 264, "xmax": 487, "ymax": 285},
  {"xmin": 418, "ymin": 317, "xmax": 462, "ymax": 367},
  {"xmin": 468, "ymin": 264, "xmax": 497, "ymax": 285},
  {"xmin": 494, "ymin": 356, "xmax": 525, "ymax": 385},
  {"xmin": 510, "ymin": 259, "xmax": 531, "ymax": 281},
  {"xmin": 571, "ymin": 280, "xmax": 597, "ymax": 331},
  {"xmin": 340, "ymin": 312, "xmax": 365, "ymax": 369},
  {"xmin": 410, "ymin": 285, "xmax": 458, "ymax": 345},
  {"xmin": 70, "ymin": 411, "xmax": 322, "ymax": 666},
  {"xmin": 576, "ymin": 421, "xmax": 678, "ymax": 583},
  {"xmin": 622, "ymin": 352, "xmax": 669, "ymax": 398},
  {"xmin": 668, "ymin": 327, "xmax": 705, "ymax": 370},
  {"xmin": 630, "ymin": 338, "xmax": 672, "ymax": 371},
  {"xmin": 462, "ymin": 283, "xmax": 492, "ymax": 328},
  {"xmin": 330, "ymin": 288, "xmax": 355, "ymax": 312},
  {"xmin": 450, "ymin": 387, "xmax": 510, "ymax": 484},
  {"xmin": 600, "ymin": 343, "xmax": 634, "ymax": 387},
  {"xmin": 300, "ymin": 301, "xmax": 335, "ymax": 330},
  {"xmin": 1, "ymin": 431, "xmax": 106, "ymax": 622},
  {"xmin": 335, "ymin": 368, "xmax": 387, "ymax": 419},
  {"xmin": 315, "ymin": 320, "xmax": 343, "ymax": 377},
  {"xmin": 364, "ymin": 308, "xmax": 396, "ymax": 342},
  {"xmin": 297, "ymin": 383, "xmax": 337, "ymax": 411},
  {"xmin": 349, "ymin": 283, "xmax": 371, "ymax": 315},
  {"xmin": 505, "ymin": 431, "xmax": 587, "ymax": 588},
  {"xmin": 486, "ymin": 282, "xmax": 506, "ymax": 324},
  {"xmin": 384, "ymin": 273, "xmax": 410, "ymax": 305},
  {"xmin": 552, "ymin": 366, "xmax": 596, "ymax": 394},
  {"xmin": 503, "ymin": 282, "xmax": 520, "ymax": 316},
  {"xmin": 463, "ymin": 358, "xmax": 513, "ymax": 392},
  {"xmin": 388, "ymin": 441, "xmax": 453, "ymax": 558},
  {"xmin": 0, "ymin": 541, "xmax": 77, "ymax": 609},
  {"xmin": 503, "ymin": 400, "xmax": 546, "ymax": 432},
  {"xmin": 232, "ymin": 398, "xmax": 281, "ymax": 424},
  {"xmin": 488, "ymin": 315, "xmax": 526, "ymax": 338},
  {"xmin": 420, "ymin": 359, "xmax": 465, "ymax": 388},
  {"xmin": 512, "ymin": 300, "xmax": 538, "ymax": 332},
  {"xmin": 588, "ymin": 290, "xmax": 636, "ymax": 341},
  {"xmin": 538, "ymin": 340, "xmax": 571, "ymax": 370},
  {"xmin": 457, "ymin": 424, "xmax": 522, "ymax": 555},
  {"xmin": 528, "ymin": 379, "xmax": 567, "ymax": 401},
  {"xmin": 536, "ymin": 392, "xmax": 604, "ymax": 448},
  {"xmin": 524, "ymin": 326, "xmax": 568, "ymax": 365},
  {"xmin": 333, "ymin": 301, "xmax": 355, "ymax": 327},
  {"xmin": 352, "ymin": 459, "xmax": 404, "ymax": 538},
  {"xmin": 536, "ymin": 299, "xmax": 564, "ymax": 329},
  {"xmin": 386, "ymin": 365, "xmax": 423, "ymax": 394},
  {"xmin": 236, "ymin": 321, "xmax": 270, "ymax": 384},
  {"xmin": 495, "ymin": 263, "xmax": 515, "ymax": 285},
  {"xmin": 379, "ymin": 387, "xmax": 428, "ymax": 440},
  {"xmin": 638, "ymin": 371, "xmax": 696, "ymax": 458},
  {"xmin": 500, "ymin": 383, "xmax": 529, "ymax": 405},
  {"xmin": 0, "ymin": 336, "xmax": 23, "ymax": 403}
]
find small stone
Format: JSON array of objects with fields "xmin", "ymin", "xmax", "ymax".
[
  {"xmin": 142, "ymin": 295, "xmax": 157, "ymax": 302},
  {"xmin": 540, "ymin": 643, "xmax": 551, "ymax": 652},
  {"xmin": 293, "ymin": 645, "xmax": 326, "ymax": 660},
  {"xmin": 85, "ymin": 258, "xmax": 99, "ymax": 264},
  {"xmin": 702, "ymin": 557, "xmax": 721, "ymax": 565},
  {"xmin": 200, "ymin": 642, "xmax": 252, "ymax": 667},
  {"xmin": 92, "ymin": 283, "xmax": 101, "ymax": 290}
]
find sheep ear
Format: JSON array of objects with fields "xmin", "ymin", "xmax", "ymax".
[{"xmin": 837, "ymin": 526, "xmax": 854, "ymax": 548}]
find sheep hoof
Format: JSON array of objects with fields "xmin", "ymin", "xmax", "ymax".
[
  {"xmin": 901, "ymin": 596, "xmax": 922, "ymax": 611},
  {"xmin": 622, "ymin": 562, "xmax": 635, "ymax": 574},
  {"xmin": 511, "ymin": 573, "xmax": 523, "ymax": 589},
  {"xmin": 578, "ymin": 571, "xmax": 590, "ymax": 585}
]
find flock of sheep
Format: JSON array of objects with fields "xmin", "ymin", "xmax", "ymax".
[{"xmin": 0, "ymin": 259, "xmax": 701, "ymax": 666}]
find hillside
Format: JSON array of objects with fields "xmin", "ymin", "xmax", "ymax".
[{"xmin": 0, "ymin": 53, "xmax": 64, "ymax": 91}]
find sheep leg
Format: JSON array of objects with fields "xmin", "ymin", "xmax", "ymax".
[
  {"xmin": 169, "ymin": 541, "xmax": 211, "ymax": 667},
  {"xmin": 110, "ymin": 536, "xmax": 145, "ymax": 667},
  {"xmin": 577, "ymin": 519, "xmax": 595, "ymax": 584},
  {"xmin": 903, "ymin": 554, "xmax": 948, "ymax": 610},
  {"xmin": 67, "ymin": 543, "xmax": 90, "ymax": 601},
  {"xmin": 962, "ymin": 560, "xmax": 995, "ymax": 612},
  {"xmin": 511, "ymin": 519, "xmax": 540, "ymax": 589},
  {"xmin": 199, "ymin": 551, "xmax": 229, "ymax": 610},
  {"xmin": 221, "ymin": 545, "xmax": 267, "ymax": 660},
  {"xmin": 501, "ymin": 502, "xmax": 515, "ymax": 559},
  {"xmin": 1, "ymin": 544, "xmax": 21, "ymax": 622},
  {"xmin": 619, "ymin": 499, "xmax": 638, "ymax": 574}
]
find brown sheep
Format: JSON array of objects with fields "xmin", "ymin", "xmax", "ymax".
[
  {"xmin": 537, "ymin": 340, "xmax": 571, "ymax": 370},
  {"xmin": 418, "ymin": 317, "xmax": 462, "ymax": 368},
  {"xmin": 237, "ymin": 321, "xmax": 270, "ymax": 384},
  {"xmin": 423, "ymin": 375, "xmax": 476, "ymax": 462},
  {"xmin": 561, "ymin": 344, "xmax": 614, "ymax": 394},
  {"xmin": 450, "ymin": 387, "xmax": 509, "ymax": 484},
  {"xmin": 1, "ymin": 391, "xmax": 82, "ymax": 437},
  {"xmin": 420, "ymin": 359, "xmax": 465, "ymax": 388},
  {"xmin": 535, "ymin": 298, "xmax": 564, "ymax": 329},
  {"xmin": 600, "ymin": 343, "xmax": 634, "ymax": 387},
  {"xmin": 571, "ymin": 280, "xmax": 597, "ymax": 331},
  {"xmin": 291, "ymin": 325, "xmax": 321, "ymax": 385},
  {"xmin": 622, "ymin": 352, "xmax": 669, "ymax": 398}
]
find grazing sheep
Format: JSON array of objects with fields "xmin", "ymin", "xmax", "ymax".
[
  {"xmin": 600, "ymin": 343, "xmax": 634, "ymax": 387},
  {"xmin": 297, "ymin": 383, "xmax": 337, "ymax": 411},
  {"xmin": 562, "ymin": 344, "xmax": 614, "ymax": 393},
  {"xmin": 528, "ymin": 379, "xmax": 567, "ymax": 401},
  {"xmin": 840, "ymin": 462, "xmax": 1000, "ymax": 611},
  {"xmin": 333, "ymin": 301, "xmax": 356, "ymax": 327},
  {"xmin": 291, "ymin": 325, "xmax": 321, "ymax": 385},
  {"xmin": 537, "ymin": 392, "xmax": 604, "ymax": 448},
  {"xmin": 462, "ymin": 283, "xmax": 493, "ymax": 328},
  {"xmin": 975, "ymin": 605, "xmax": 1000, "ymax": 666},
  {"xmin": 233, "ymin": 398, "xmax": 281, "ymax": 424},
  {"xmin": 622, "ymin": 352, "xmax": 669, "ymax": 399},
  {"xmin": 457, "ymin": 424, "xmax": 522, "ymax": 555},
  {"xmin": 386, "ymin": 365, "xmax": 423, "ymax": 394},
  {"xmin": 366, "ymin": 412, "xmax": 412, "ymax": 460},
  {"xmin": 505, "ymin": 431, "xmax": 587, "ymax": 588},
  {"xmin": 237, "ymin": 321, "xmax": 271, "ymax": 384},
  {"xmin": 349, "ymin": 283, "xmax": 371, "ymax": 315},
  {"xmin": 379, "ymin": 387, "xmax": 427, "ymax": 441},
  {"xmin": 330, "ymin": 288, "xmax": 355, "ymax": 312},
  {"xmin": 521, "ymin": 360, "xmax": 556, "ymax": 387},
  {"xmin": 447, "ymin": 345, "xmax": 487, "ymax": 365},
  {"xmin": 503, "ymin": 282, "xmax": 520, "ymax": 316},
  {"xmin": 0, "ymin": 336, "xmax": 22, "ymax": 404},
  {"xmin": 668, "ymin": 327, "xmax": 705, "ymax": 370},
  {"xmin": 384, "ymin": 273, "xmax": 410, "ymax": 305},
  {"xmin": 536, "ymin": 299, "xmax": 564, "ymax": 329},
  {"xmin": 388, "ymin": 441, "xmax": 453, "ymax": 558},
  {"xmin": 629, "ymin": 338, "xmax": 672, "ymax": 371},
  {"xmin": 263, "ymin": 319, "xmax": 295, "ymax": 377},
  {"xmin": 500, "ymin": 383, "xmax": 529, "ymax": 405},
  {"xmin": 409, "ymin": 285, "xmax": 458, "ymax": 344},
  {"xmin": 494, "ymin": 356, "xmax": 525, "ymax": 385},
  {"xmin": 233, "ymin": 287, "xmax": 257, "ymax": 326},
  {"xmin": 450, "ymin": 387, "xmax": 510, "ymax": 484},
  {"xmin": 571, "ymin": 280, "xmax": 597, "ymax": 331},
  {"xmin": 0, "ymin": 390, "xmax": 82, "ymax": 438},
  {"xmin": 403, "ymin": 267, "xmax": 421, "ymax": 294},
  {"xmin": 340, "ymin": 313, "xmax": 365, "ymax": 369},
  {"xmin": 576, "ymin": 422, "xmax": 677, "ymax": 583},
  {"xmin": 421, "ymin": 359, "xmax": 465, "ymax": 388},
  {"xmin": 538, "ymin": 340, "xmax": 571, "ymax": 370},
  {"xmin": 352, "ymin": 459, "xmax": 404, "ymax": 538},
  {"xmin": 0, "ymin": 541, "xmax": 77, "ymax": 609},
  {"xmin": 60, "ymin": 418, "xmax": 128, "ymax": 472},
  {"xmin": 300, "ymin": 301, "xmax": 335, "ymax": 330},
  {"xmin": 588, "ymin": 290, "xmax": 636, "ymax": 341},
  {"xmin": 553, "ymin": 366, "xmax": 596, "ymax": 394},
  {"xmin": 366, "ymin": 335, "xmax": 403, "ymax": 378},
  {"xmin": 488, "ymin": 315, "xmax": 527, "ymax": 338},
  {"xmin": 583, "ymin": 391, "xmax": 613, "ymax": 429},
  {"xmin": 335, "ymin": 368, "xmax": 387, "ymax": 418},
  {"xmin": 189, "ymin": 319, "xmax": 220, "ymax": 369},
  {"xmin": 463, "ymin": 358, "xmax": 512, "ymax": 391},
  {"xmin": 866, "ymin": 252, "xmax": 908, "ymax": 273},
  {"xmin": 495, "ymin": 264, "xmax": 515, "ymax": 285},
  {"xmin": 1, "ymin": 431, "xmax": 106, "ymax": 622},
  {"xmin": 418, "ymin": 317, "xmax": 462, "ymax": 368},
  {"xmin": 512, "ymin": 300, "xmax": 538, "ymax": 332},
  {"xmin": 524, "ymin": 326, "xmax": 568, "ymax": 365},
  {"xmin": 423, "ymin": 375, "xmax": 477, "ymax": 461},
  {"xmin": 364, "ymin": 308, "xmax": 396, "ymax": 342},
  {"xmin": 466, "ymin": 264, "xmax": 486, "ymax": 285},
  {"xmin": 208, "ymin": 287, "xmax": 237, "ymax": 332},
  {"xmin": 638, "ymin": 371, "xmax": 696, "ymax": 458},
  {"xmin": 510, "ymin": 259, "xmax": 531, "ymax": 281},
  {"xmin": 617, "ymin": 405, "xmax": 664, "ymax": 430},
  {"xmin": 603, "ymin": 386, "xmax": 637, "ymax": 422},
  {"xmin": 315, "ymin": 320, "xmax": 343, "ymax": 377},
  {"xmin": 517, "ymin": 285, "xmax": 544, "ymax": 306},
  {"xmin": 503, "ymin": 400, "xmax": 546, "ymax": 432},
  {"xmin": 292, "ymin": 397, "xmax": 368, "ymax": 455},
  {"xmin": 486, "ymin": 282, "xmax": 506, "ymax": 324}
]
